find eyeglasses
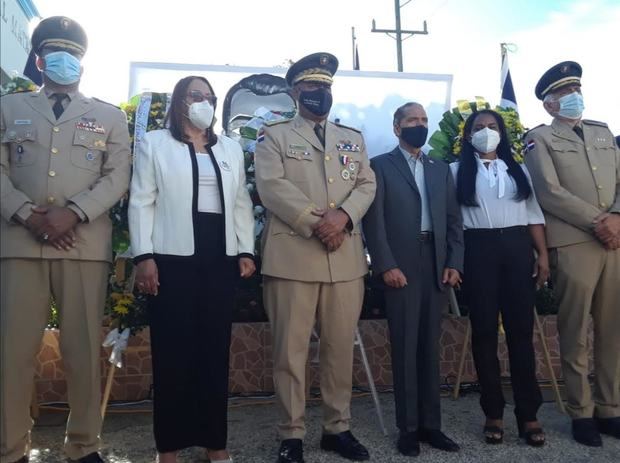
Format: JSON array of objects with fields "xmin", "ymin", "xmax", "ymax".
[{"xmin": 187, "ymin": 90, "xmax": 217, "ymax": 105}]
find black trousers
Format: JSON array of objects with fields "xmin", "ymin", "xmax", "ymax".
[
  {"xmin": 148, "ymin": 213, "xmax": 238, "ymax": 452},
  {"xmin": 464, "ymin": 226, "xmax": 542, "ymax": 422},
  {"xmin": 385, "ymin": 239, "xmax": 445, "ymax": 432}
]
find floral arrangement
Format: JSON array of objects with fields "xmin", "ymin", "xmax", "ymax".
[
  {"xmin": 428, "ymin": 97, "xmax": 527, "ymax": 163},
  {"xmin": 236, "ymin": 106, "xmax": 296, "ymax": 250},
  {"xmin": 0, "ymin": 75, "xmax": 38, "ymax": 96}
]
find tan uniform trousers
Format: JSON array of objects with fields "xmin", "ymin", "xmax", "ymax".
[
  {"xmin": 264, "ymin": 276, "xmax": 364, "ymax": 440},
  {"xmin": 551, "ymin": 241, "xmax": 620, "ymax": 419},
  {"xmin": 0, "ymin": 259, "xmax": 109, "ymax": 462}
]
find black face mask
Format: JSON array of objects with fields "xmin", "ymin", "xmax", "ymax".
[
  {"xmin": 299, "ymin": 88, "xmax": 333, "ymax": 117},
  {"xmin": 400, "ymin": 125, "xmax": 428, "ymax": 148}
]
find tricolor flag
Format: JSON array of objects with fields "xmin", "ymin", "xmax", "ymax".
[
  {"xmin": 500, "ymin": 45, "xmax": 518, "ymax": 112},
  {"xmin": 354, "ymin": 44, "xmax": 360, "ymax": 71}
]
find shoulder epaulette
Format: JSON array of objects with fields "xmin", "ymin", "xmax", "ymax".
[
  {"xmin": 332, "ymin": 121, "xmax": 361, "ymax": 133},
  {"xmin": 265, "ymin": 118, "xmax": 292, "ymax": 127},
  {"xmin": 1, "ymin": 90, "xmax": 33, "ymax": 98},
  {"xmin": 92, "ymin": 97, "xmax": 121, "ymax": 109},
  {"xmin": 582, "ymin": 119, "xmax": 608, "ymax": 128},
  {"xmin": 524, "ymin": 123, "xmax": 546, "ymax": 137}
]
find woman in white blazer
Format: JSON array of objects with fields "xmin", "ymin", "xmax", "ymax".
[{"xmin": 128, "ymin": 76, "xmax": 255, "ymax": 463}]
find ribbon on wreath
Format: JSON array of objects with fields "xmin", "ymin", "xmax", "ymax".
[
  {"xmin": 132, "ymin": 92, "xmax": 153, "ymax": 155},
  {"xmin": 102, "ymin": 327, "xmax": 131, "ymax": 368}
]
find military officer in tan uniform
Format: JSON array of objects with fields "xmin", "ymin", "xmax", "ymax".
[
  {"xmin": 0, "ymin": 17, "xmax": 130, "ymax": 463},
  {"xmin": 255, "ymin": 53, "xmax": 376, "ymax": 463},
  {"xmin": 524, "ymin": 61, "xmax": 620, "ymax": 447}
]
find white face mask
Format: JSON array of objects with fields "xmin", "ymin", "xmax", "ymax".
[
  {"xmin": 187, "ymin": 101, "xmax": 214, "ymax": 130},
  {"xmin": 471, "ymin": 127, "xmax": 501, "ymax": 154}
]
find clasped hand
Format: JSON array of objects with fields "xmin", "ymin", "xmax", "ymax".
[
  {"xmin": 25, "ymin": 206, "xmax": 79, "ymax": 251},
  {"xmin": 311, "ymin": 208, "xmax": 350, "ymax": 252},
  {"xmin": 593, "ymin": 213, "xmax": 620, "ymax": 250}
]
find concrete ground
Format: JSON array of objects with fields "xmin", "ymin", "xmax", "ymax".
[{"xmin": 28, "ymin": 393, "xmax": 619, "ymax": 463}]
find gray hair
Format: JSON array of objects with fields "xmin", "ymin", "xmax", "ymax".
[{"xmin": 393, "ymin": 102, "xmax": 423, "ymax": 126}]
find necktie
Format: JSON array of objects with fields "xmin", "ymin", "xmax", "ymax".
[
  {"xmin": 52, "ymin": 93, "xmax": 67, "ymax": 119},
  {"xmin": 314, "ymin": 123, "xmax": 325, "ymax": 147},
  {"xmin": 573, "ymin": 125, "xmax": 584, "ymax": 141}
]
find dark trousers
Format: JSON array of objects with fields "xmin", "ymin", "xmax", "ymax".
[
  {"xmin": 148, "ymin": 213, "xmax": 238, "ymax": 452},
  {"xmin": 464, "ymin": 226, "xmax": 542, "ymax": 422},
  {"xmin": 385, "ymin": 240, "xmax": 445, "ymax": 432}
]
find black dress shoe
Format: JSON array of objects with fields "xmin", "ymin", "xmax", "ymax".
[
  {"xmin": 320, "ymin": 430, "xmax": 370, "ymax": 461},
  {"xmin": 277, "ymin": 439, "xmax": 304, "ymax": 463},
  {"xmin": 418, "ymin": 429, "xmax": 460, "ymax": 452},
  {"xmin": 596, "ymin": 416, "xmax": 620, "ymax": 439},
  {"xmin": 70, "ymin": 452, "xmax": 105, "ymax": 463},
  {"xmin": 572, "ymin": 418, "xmax": 603, "ymax": 447},
  {"xmin": 397, "ymin": 431, "xmax": 420, "ymax": 457}
]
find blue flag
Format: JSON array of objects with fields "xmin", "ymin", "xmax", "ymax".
[{"xmin": 500, "ymin": 52, "xmax": 518, "ymax": 111}]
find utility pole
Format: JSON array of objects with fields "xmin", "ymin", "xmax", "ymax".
[{"xmin": 371, "ymin": 0, "xmax": 428, "ymax": 72}]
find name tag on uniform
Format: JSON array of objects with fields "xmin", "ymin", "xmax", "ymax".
[
  {"xmin": 14, "ymin": 119, "xmax": 31, "ymax": 125},
  {"xmin": 288, "ymin": 144, "xmax": 311, "ymax": 157}
]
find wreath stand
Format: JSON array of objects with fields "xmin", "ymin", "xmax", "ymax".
[
  {"xmin": 451, "ymin": 296, "xmax": 565, "ymax": 414},
  {"xmin": 100, "ymin": 256, "xmax": 134, "ymax": 420}
]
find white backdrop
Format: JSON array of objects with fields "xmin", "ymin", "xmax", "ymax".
[{"xmin": 128, "ymin": 62, "xmax": 453, "ymax": 157}]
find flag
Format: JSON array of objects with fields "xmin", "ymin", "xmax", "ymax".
[
  {"xmin": 354, "ymin": 44, "xmax": 360, "ymax": 70},
  {"xmin": 500, "ymin": 50, "xmax": 518, "ymax": 111}
]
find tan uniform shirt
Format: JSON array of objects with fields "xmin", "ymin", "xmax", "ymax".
[
  {"xmin": 1, "ymin": 89, "xmax": 131, "ymax": 262},
  {"xmin": 524, "ymin": 118, "xmax": 620, "ymax": 248},
  {"xmin": 255, "ymin": 114, "xmax": 376, "ymax": 282}
]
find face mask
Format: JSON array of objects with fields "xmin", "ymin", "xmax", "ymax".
[
  {"xmin": 471, "ymin": 127, "xmax": 501, "ymax": 154},
  {"xmin": 187, "ymin": 101, "xmax": 214, "ymax": 130},
  {"xmin": 399, "ymin": 125, "xmax": 428, "ymax": 148},
  {"xmin": 557, "ymin": 92, "xmax": 584, "ymax": 119},
  {"xmin": 299, "ymin": 88, "xmax": 333, "ymax": 117},
  {"xmin": 43, "ymin": 51, "xmax": 81, "ymax": 85}
]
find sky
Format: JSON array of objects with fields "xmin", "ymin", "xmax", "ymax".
[{"xmin": 35, "ymin": 0, "xmax": 620, "ymax": 134}]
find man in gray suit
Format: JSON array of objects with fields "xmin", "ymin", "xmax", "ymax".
[{"xmin": 363, "ymin": 102, "xmax": 464, "ymax": 457}]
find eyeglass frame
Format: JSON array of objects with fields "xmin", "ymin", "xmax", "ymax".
[{"xmin": 186, "ymin": 90, "xmax": 217, "ymax": 106}]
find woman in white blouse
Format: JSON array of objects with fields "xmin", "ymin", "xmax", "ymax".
[
  {"xmin": 128, "ymin": 76, "xmax": 255, "ymax": 463},
  {"xmin": 450, "ymin": 110, "xmax": 549, "ymax": 447}
]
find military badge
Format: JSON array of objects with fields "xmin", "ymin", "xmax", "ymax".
[
  {"xmin": 525, "ymin": 140, "xmax": 536, "ymax": 152},
  {"xmin": 336, "ymin": 142, "xmax": 360, "ymax": 152},
  {"xmin": 17, "ymin": 145, "xmax": 24, "ymax": 154},
  {"xmin": 341, "ymin": 169, "xmax": 351, "ymax": 180},
  {"xmin": 340, "ymin": 154, "xmax": 351, "ymax": 165},
  {"xmin": 76, "ymin": 121, "xmax": 105, "ymax": 134},
  {"xmin": 86, "ymin": 151, "xmax": 95, "ymax": 161},
  {"xmin": 348, "ymin": 162, "xmax": 356, "ymax": 171},
  {"xmin": 94, "ymin": 139, "xmax": 106, "ymax": 148}
]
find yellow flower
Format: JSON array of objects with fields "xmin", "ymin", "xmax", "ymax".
[
  {"xmin": 113, "ymin": 304, "xmax": 129, "ymax": 315},
  {"xmin": 110, "ymin": 292, "xmax": 124, "ymax": 301}
]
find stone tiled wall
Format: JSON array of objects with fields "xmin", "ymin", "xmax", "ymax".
[{"xmin": 34, "ymin": 316, "xmax": 587, "ymax": 404}]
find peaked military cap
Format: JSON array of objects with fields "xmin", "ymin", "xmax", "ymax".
[
  {"xmin": 535, "ymin": 61, "xmax": 582, "ymax": 100},
  {"xmin": 32, "ymin": 16, "xmax": 88, "ymax": 55},
  {"xmin": 23, "ymin": 16, "xmax": 88, "ymax": 86},
  {"xmin": 285, "ymin": 52, "xmax": 339, "ymax": 87}
]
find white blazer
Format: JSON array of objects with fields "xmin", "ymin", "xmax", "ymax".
[{"xmin": 128, "ymin": 129, "xmax": 255, "ymax": 260}]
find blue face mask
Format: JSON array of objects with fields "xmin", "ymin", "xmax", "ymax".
[
  {"xmin": 557, "ymin": 92, "xmax": 584, "ymax": 120},
  {"xmin": 43, "ymin": 51, "xmax": 81, "ymax": 85}
]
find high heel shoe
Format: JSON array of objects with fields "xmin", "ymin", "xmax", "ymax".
[
  {"xmin": 483, "ymin": 425, "xmax": 504, "ymax": 444},
  {"xmin": 517, "ymin": 419, "xmax": 546, "ymax": 447}
]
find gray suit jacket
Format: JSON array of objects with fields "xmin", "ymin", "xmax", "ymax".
[{"xmin": 362, "ymin": 147, "xmax": 464, "ymax": 291}]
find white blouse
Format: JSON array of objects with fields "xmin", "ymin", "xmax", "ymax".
[
  {"xmin": 196, "ymin": 153, "xmax": 222, "ymax": 213},
  {"xmin": 450, "ymin": 157, "xmax": 545, "ymax": 230}
]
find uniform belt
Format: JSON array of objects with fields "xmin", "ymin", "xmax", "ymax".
[{"xmin": 418, "ymin": 231, "xmax": 434, "ymax": 242}]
